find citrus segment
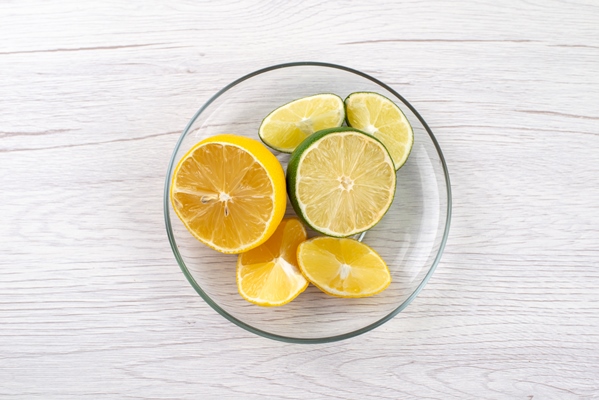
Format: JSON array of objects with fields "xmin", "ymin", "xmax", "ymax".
[
  {"xmin": 259, "ymin": 94, "xmax": 345, "ymax": 153},
  {"xmin": 170, "ymin": 134, "xmax": 286, "ymax": 254},
  {"xmin": 237, "ymin": 218, "xmax": 308, "ymax": 306},
  {"xmin": 345, "ymin": 92, "xmax": 414, "ymax": 170},
  {"xmin": 297, "ymin": 237, "xmax": 391, "ymax": 298},
  {"xmin": 287, "ymin": 127, "xmax": 396, "ymax": 237}
]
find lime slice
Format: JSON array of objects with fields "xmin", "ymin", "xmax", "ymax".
[
  {"xmin": 287, "ymin": 127, "xmax": 396, "ymax": 237},
  {"xmin": 345, "ymin": 92, "xmax": 414, "ymax": 170},
  {"xmin": 259, "ymin": 94, "xmax": 345, "ymax": 153}
]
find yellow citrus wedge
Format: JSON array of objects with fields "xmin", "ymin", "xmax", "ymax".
[
  {"xmin": 170, "ymin": 134, "xmax": 286, "ymax": 254},
  {"xmin": 345, "ymin": 92, "xmax": 414, "ymax": 170},
  {"xmin": 237, "ymin": 218, "xmax": 309, "ymax": 306},
  {"xmin": 297, "ymin": 237, "xmax": 391, "ymax": 298},
  {"xmin": 259, "ymin": 94, "xmax": 345, "ymax": 153}
]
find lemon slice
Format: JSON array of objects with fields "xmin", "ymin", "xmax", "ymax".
[
  {"xmin": 259, "ymin": 94, "xmax": 345, "ymax": 153},
  {"xmin": 237, "ymin": 218, "xmax": 308, "ymax": 306},
  {"xmin": 345, "ymin": 92, "xmax": 414, "ymax": 170},
  {"xmin": 170, "ymin": 134, "xmax": 286, "ymax": 254},
  {"xmin": 287, "ymin": 127, "xmax": 396, "ymax": 237},
  {"xmin": 297, "ymin": 237, "xmax": 391, "ymax": 298}
]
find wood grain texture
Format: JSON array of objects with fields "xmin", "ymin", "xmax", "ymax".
[{"xmin": 1, "ymin": 0, "xmax": 598, "ymax": 398}]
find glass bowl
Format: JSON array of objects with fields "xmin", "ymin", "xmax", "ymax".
[{"xmin": 164, "ymin": 62, "xmax": 451, "ymax": 343}]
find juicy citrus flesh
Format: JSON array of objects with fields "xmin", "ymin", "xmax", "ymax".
[
  {"xmin": 259, "ymin": 94, "xmax": 345, "ymax": 153},
  {"xmin": 170, "ymin": 134, "xmax": 286, "ymax": 254},
  {"xmin": 345, "ymin": 92, "xmax": 414, "ymax": 170},
  {"xmin": 297, "ymin": 237, "xmax": 391, "ymax": 298},
  {"xmin": 290, "ymin": 129, "xmax": 396, "ymax": 237},
  {"xmin": 237, "ymin": 218, "xmax": 308, "ymax": 306}
]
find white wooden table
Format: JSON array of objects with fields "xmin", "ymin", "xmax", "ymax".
[{"xmin": 2, "ymin": 1, "xmax": 598, "ymax": 398}]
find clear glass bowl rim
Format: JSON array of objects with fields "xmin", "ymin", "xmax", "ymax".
[{"xmin": 163, "ymin": 61, "xmax": 452, "ymax": 344}]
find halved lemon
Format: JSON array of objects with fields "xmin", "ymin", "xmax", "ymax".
[
  {"xmin": 259, "ymin": 94, "xmax": 345, "ymax": 153},
  {"xmin": 237, "ymin": 218, "xmax": 308, "ymax": 306},
  {"xmin": 345, "ymin": 92, "xmax": 414, "ymax": 170},
  {"xmin": 287, "ymin": 127, "xmax": 396, "ymax": 237},
  {"xmin": 297, "ymin": 237, "xmax": 391, "ymax": 298},
  {"xmin": 170, "ymin": 134, "xmax": 286, "ymax": 254}
]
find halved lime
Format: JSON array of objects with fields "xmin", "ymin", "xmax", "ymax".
[
  {"xmin": 287, "ymin": 127, "xmax": 396, "ymax": 237},
  {"xmin": 259, "ymin": 94, "xmax": 345, "ymax": 153},
  {"xmin": 345, "ymin": 92, "xmax": 414, "ymax": 170}
]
